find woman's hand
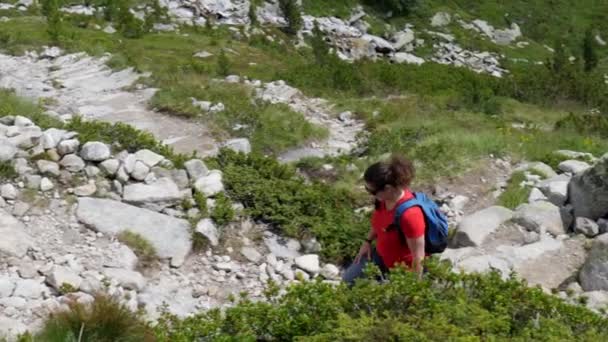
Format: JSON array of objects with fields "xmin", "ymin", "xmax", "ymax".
[{"xmin": 354, "ymin": 241, "xmax": 372, "ymax": 264}]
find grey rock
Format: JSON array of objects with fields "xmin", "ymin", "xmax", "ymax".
[
  {"xmin": 0, "ymin": 317, "xmax": 28, "ymax": 339},
  {"xmin": 264, "ymin": 235, "xmax": 301, "ymax": 260},
  {"xmin": 184, "ymin": 159, "xmax": 208, "ymax": 180},
  {"xmin": 554, "ymin": 150, "xmax": 595, "ymax": 160},
  {"xmin": 12, "ymin": 202, "xmax": 30, "ymax": 217},
  {"xmin": 37, "ymin": 160, "xmax": 60, "ymax": 177},
  {"xmin": 14, "ymin": 115, "xmax": 33, "ymax": 127},
  {"xmin": 295, "ymin": 254, "xmax": 320, "ymax": 274},
  {"xmin": 452, "ymin": 206, "xmax": 513, "ymax": 247},
  {"xmin": 74, "ymin": 181, "xmax": 97, "ymax": 197},
  {"xmin": 449, "ymin": 195, "xmax": 469, "ymax": 212},
  {"xmin": 123, "ymin": 177, "xmax": 182, "ymax": 204},
  {"xmin": 100, "ymin": 159, "xmax": 120, "ymax": 175},
  {"xmin": 528, "ymin": 188, "xmax": 547, "ymax": 202},
  {"xmin": 134, "ymin": 149, "xmax": 164, "ymax": 167},
  {"xmin": 513, "ymin": 201, "xmax": 571, "ymax": 236},
  {"xmin": 580, "ymin": 234, "xmax": 608, "ymax": 291},
  {"xmin": 241, "ymin": 246, "xmax": 262, "ymax": 263},
  {"xmin": 40, "ymin": 177, "xmax": 54, "ymax": 191},
  {"xmin": 57, "ymin": 139, "xmax": 80, "ymax": 156},
  {"xmin": 569, "ymin": 157, "xmax": 608, "ymax": 220},
  {"xmin": 60, "ymin": 154, "xmax": 85, "ymax": 172},
  {"xmin": 599, "ymin": 219, "xmax": 608, "ymax": 234},
  {"xmin": 25, "ymin": 174, "xmax": 41, "ymax": 189},
  {"xmin": 516, "ymin": 162, "xmax": 558, "ymax": 179},
  {"xmin": 131, "ymin": 161, "xmax": 150, "ymax": 181},
  {"xmin": 102, "ymin": 268, "xmax": 146, "ymax": 290},
  {"xmin": 320, "ymin": 264, "xmax": 340, "ymax": 279},
  {"xmin": 46, "ymin": 266, "xmax": 83, "ymax": 291},
  {"xmin": 80, "ymin": 141, "xmax": 111, "ymax": 161},
  {"xmin": 76, "ymin": 197, "xmax": 192, "ymax": 267},
  {"xmin": 223, "ymin": 138, "xmax": 251, "ymax": 154},
  {"xmin": 302, "ymin": 237, "xmax": 322, "ymax": 253},
  {"xmin": 13, "ymin": 279, "xmax": 49, "ymax": 299},
  {"xmin": 195, "ymin": 218, "xmax": 219, "ymax": 246},
  {"xmin": 85, "ymin": 165, "xmax": 100, "ymax": 178},
  {"xmin": 574, "ymin": 217, "xmax": 600, "ymax": 238},
  {"xmin": 115, "ymin": 165, "xmax": 129, "ymax": 183},
  {"xmin": 41, "ymin": 128, "xmax": 66, "ymax": 149},
  {"xmin": 171, "ymin": 169, "xmax": 190, "ymax": 189},
  {"xmin": 558, "ymin": 160, "xmax": 591, "ymax": 174},
  {"xmin": 123, "ymin": 154, "xmax": 136, "ymax": 173},
  {"xmin": 431, "ymin": 12, "xmax": 451, "ymax": 27},
  {"xmin": 193, "ymin": 170, "xmax": 224, "ymax": 197},
  {"xmin": 0, "ymin": 139, "xmax": 17, "ymax": 161},
  {"xmin": 1, "ymin": 184, "xmax": 18, "ymax": 200},
  {"xmin": 17, "ymin": 262, "xmax": 39, "ymax": 279},
  {"xmin": 0, "ymin": 276, "xmax": 15, "ymax": 297},
  {"xmin": 538, "ymin": 178, "xmax": 569, "ymax": 206}
]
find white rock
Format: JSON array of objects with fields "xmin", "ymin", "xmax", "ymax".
[
  {"xmin": 538, "ymin": 176, "xmax": 569, "ymax": 206},
  {"xmin": 241, "ymin": 246, "xmax": 262, "ymax": 263},
  {"xmin": 295, "ymin": 254, "xmax": 320, "ymax": 274},
  {"xmin": 76, "ymin": 197, "xmax": 192, "ymax": 267},
  {"xmin": 512, "ymin": 201, "xmax": 572, "ymax": 236},
  {"xmin": 558, "ymin": 160, "xmax": 591, "ymax": 174},
  {"xmin": 193, "ymin": 170, "xmax": 224, "ymax": 197},
  {"xmin": 131, "ymin": 160, "xmax": 150, "ymax": 181},
  {"xmin": 320, "ymin": 264, "xmax": 340, "ymax": 279},
  {"xmin": 184, "ymin": 159, "xmax": 209, "ymax": 180},
  {"xmin": 80, "ymin": 141, "xmax": 110, "ymax": 161},
  {"xmin": 13, "ymin": 279, "xmax": 49, "ymax": 299},
  {"xmin": 46, "ymin": 266, "xmax": 83, "ymax": 291},
  {"xmin": 14, "ymin": 115, "xmax": 33, "ymax": 127},
  {"xmin": 574, "ymin": 217, "xmax": 599, "ymax": 238},
  {"xmin": 0, "ymin": 139, "xmax": 17, "ymax": 161},
  {"xmin": 0, "ymin": 317, "xmax": 28, "ymax": 339},
  {"xmin": 195, "ymin": 218, "xmax": 219, "ymax": 246},
  {"xmin": 452, "ymin": 206, "xmax": 513, "ymax": 247},
  {"xmin": 431, "ymin": 12, "xmax": 451, "ymax": 27},
  {"xmin": 223, "ymin": 138, "xmax": 251, "ymax": 154},
  {"xmin": 40, "ymin": 177, "xmax": 54, "ymax": 192},
  {"xmin": 102, "ymin": 268, "xmax": 146, "ymax": 290},
  {"xmin": 74, "ymin": 181, "xmax": 97, "ymax": 197},
  {"xmin": 391, "ymin": 52, "xmax": 425, "ymax": 65},
  {"xmin": 449, "ymin": 195, "xmax": 469, "ymax": 212},
  {"xmin": 0, "ymin": 277, "xmax": 15, "ymax": 297},
  {"xmin": 0, "ymin": 210, "xmax": 34, "ymax": 257},
  {"xmin": 122, "ymin": 177, "xmax": 182, "ymax": 204},
  {"xmin": 528, "ymin": 188, "xmax": 547, "ymax": 202},
  {"xmin": 134, "ymin": 149, "xmax": 164, "ymax": 167},
  {"xmin": 100, "ymin": 159, "xmax": 120, "ymax": 175}
]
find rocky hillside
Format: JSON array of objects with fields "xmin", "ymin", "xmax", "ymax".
[{"xmin": 0, "ymin": 0, "xmax": 607, "ymax": 340}]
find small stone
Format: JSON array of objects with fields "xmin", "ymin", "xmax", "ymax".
[
  {"xmin": 25, "ymin": 174, "xmax": 41, "ymax": 189},
  {"xmin": 295, "ymin": 254, "xmax": 320, "ymax": 274},
  {"xmin": 195, "ymin": 219, "xmax": 219, "ymax": 246},
  {"xmin": 1, "ymin": 184, "xmax": 18, "ymax": 200},
  {"xmin": 574, "ymin": 217, "xmax": 600, "ymax": 238},
  {"xmin": 46, "ymin": 266, "xmax": 83, "ymax": 291},
  {"xmin": 100, "ymin": 159, "xmax": 120, "ymax": 175},
  {"xmin": 37, "ymin": 160, "xmax": 60, "ymax": 177},
  {"xmin": 115, "ymin": 165, "xmax": 130, "ymax": 184},
  {"xmin": 57, "ymin": 139, "xmax": 80, "ymax": 156},
  {"xmin": 46, "ymin": 149, "xmax": 61, "ymax": 161},
  {"xmin": 80, "ymin": 142, "xmax": 111, "ymax": 162},
  {"xmin": 13, "ymin": 201, "xmax": 30, "ymax": 217},
  {"xmin": 320, "ymin": 264, "xmax": 340, "ymax": 280},
  {"xmin": 60, "ymin": 154, "xmax": 85, "ymax": 172},
  {"xmin": 193, "ymin": 170, "xmax": 224, "ymax": 197},
  {"xmin": 85, "ymin": 165, "xmax": 100, "ymax": 178},
  {"xmin": 40, "ymin": 177, "xmax": 54, "ymax": 192},
  {"xmin": 74, "ymin": 181, "xmax": 97, "ymax": 197},
  {"xmin": 134, "ymin": 149, "xmax": 164, "ymax": 167},
  {"xmin": 131, "ymin": 161, "xmax": 150, "ymax": 181},
  {"xmin": 240, "ymin": 247, "xmax": 262, "ymax": 264},
  {"xmin": 184, "ymin": 159, "xmax": 209, "ymax": 180}
]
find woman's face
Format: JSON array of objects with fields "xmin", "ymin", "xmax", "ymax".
[{"xmin": 366, "ymin": 182, "xmax": 393, "ymax": 201}]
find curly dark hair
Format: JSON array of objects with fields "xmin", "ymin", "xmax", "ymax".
[{"xmin": 364, "ymin": 154, "xmax": 416, "ymax": 189}]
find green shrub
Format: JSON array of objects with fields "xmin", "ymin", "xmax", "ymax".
[
  {"xmin": 278, "ymin": 0, "xmax": 302, "ymax": 35},
  {"xmin": 33, "ymin": 294, "xmax": 155, "ymax": 342},
  {"xmin": 193, "ymin": 190, "xmax": 208, "ymax": 217},
  {"xmin": 117, "ymin": 231, "xmax": 157, "ymax": 268},
  {"xmin": 214, "ymin": 149, "xmax": 368, "ymax": 263},
  {"xmin": 153, "ymin": 260, "xmax": 608, "ymax": 341},
  {"xmin": 0, "ymin": 161, "xmax": 17, "ymax": 181},
  {"xmin": 41, "ymin": 0, "xmax": 63, "ymax": 43},
  {"xmin": 58, "ymin": 283, "xmax": 77, "ymax": 295},
  {"xmin": 216, "ymin": 49, "xmax": 231, "ymax": 77},
  {"xmin": 497, "ymin": 171, "xmax": 531, "ymax": 209},
  {"xmin": 363, "ymin": 0, "xmax": 417, "ymax": 15},
  {"xmin": 210, "ymin": 192, "xmax": 235, "ymax": 226},
  {"xmin": 117, "ymin": 0, "xmax": 146, "ymax": 39},
  {"xmin": 555, "ymin": 112, "xmax": 608, "ymax": 138}
]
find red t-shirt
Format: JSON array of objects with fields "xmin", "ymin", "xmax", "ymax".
[{"xmin": 372, "ymin": 189, "xmax": 426, "ymax": 269}]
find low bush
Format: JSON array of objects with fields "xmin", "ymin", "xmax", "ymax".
[
  {"xmin": 117, "ymin": 231, "xmax": 157, "ymax": 268},
  {"xmin": 0, "ymin": 161, "xmax": 18, "ymax": 181},
  {"xmin": 153, "ymin": 259, "xmax": 608, "ymax": 340},
  {"xmin": 497, "ymin": 171, "xmax": 532, "ymax": 209},
  {"xmin": 210, "ymin": 192, "xmax": 235, "ymax": 226},
  {"xmin": 31, "ymin": 294, "xmax": 155, "ymax": 342},
  {"xmin": 214, "ymin": 149, "xmax": 369, "ymax": 263}
]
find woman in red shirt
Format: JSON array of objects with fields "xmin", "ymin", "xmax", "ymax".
[{"xmin": 343, "ymin": 155, "xmax": 426, "ymax": 285}]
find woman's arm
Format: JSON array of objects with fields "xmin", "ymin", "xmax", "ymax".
[{"xmin": 406, "ymin": 236, "xmax": 425, "ymax": 278}]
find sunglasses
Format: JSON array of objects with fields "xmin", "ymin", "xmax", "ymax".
[{"xmin": 365, "ymin": 184, "xmax": 385, "ymax": 195}]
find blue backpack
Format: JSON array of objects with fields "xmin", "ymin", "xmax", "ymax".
[{"xmin": 392, "ymin": 192, "xmax": 449, "ymax": 254}]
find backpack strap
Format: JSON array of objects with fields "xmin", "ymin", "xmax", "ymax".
[{"xmin": 392, "ymin": 197, "xmax": 420, "ymax": 245}]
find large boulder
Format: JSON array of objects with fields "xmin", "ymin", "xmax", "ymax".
[
  {"xmin": 538, "ymin": 175, "xmax": 570, "ymax": 206},
  {"xmin": 76, "ymin": 197, "xmax": 191, "ymax": 267},
  {"xmin": 193, "ymin": 170, "xmax": 224, "ymax": 197},
  {"xmin": 569, "ymin": 157, "xmax": 608, "ymax": 220},
  {"xmin": 451, "ymin": 206, "xmax": 513, "ymax": 247},
  {"xmin": 0, "ymin": 139, "xmax": 17, "ymax": 161},
  {"xmin": 184, "ymin": 159, "xmax": 208, "ymax": 180},
  {"xmin": 0, "ymin": 210, "xmax": 34, "ymax": 257},
  {"xmin": 80, "ymin": 141, "xmax": 111, "ymax": 161},
  {"xmin": 195, "ymin": 219, "xmax": 219, "ymax": 246},
  {"xmin": 46, "ymin": 266, "xmax": 83, "ymax": 291},
  {"xmin": 558, "ymin": 160, "xmax": 591, "ymax": 174},
  {"xmin": 102, "ymin": 268, "xmax": 146, "ymax": 290},
  {"xmin": 512, "ymin": 201, "xmax": 572, "ymax": 236},
  {"xmin": 122, "ymin": 177, "xmax": 182, "ymax": 204},
  {"xmin": 580, "ymin": 234, "xmax": 608, "ymax": 291}
]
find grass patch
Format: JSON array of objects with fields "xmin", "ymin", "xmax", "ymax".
[
  {"xmin": 497, "ymin": 171, "xmax": 531, "ymax": 209},
  {"xmin": 0, "ymin": 161, "xmax": 18, "ymax": 181},
  {"xmin": 30, "ymin": 294, "xmax": 155, "ymax": 342},
  {"xmin": 210, "ymin": 192, "xmax": 235, "ymax": 227},
  {"xmin": 117, "ymin": 231, "xmax": 157, "ymax": 268}
]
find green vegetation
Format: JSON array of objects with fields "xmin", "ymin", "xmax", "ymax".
[
  {"xmin": 117, "ymin": 231, "xmax": 157, "ymax": 268},
  {"xmin": 148, "ymin": 260, "xmax": 608, "ymax": 340},
  {"xmin": 215, "ymin": 149, "xmax": 368, "ymax": 263},
  {"xmin": 0, "ymin": 161, "xmax": 18, "ymax": 181},
  {"xmin": 28, "ymin": 294, "xmax": 155, "ymax": 342},
  {"xmin": 192, "ymin": 191, "xmax": 208, "ymax": 217},
  {"xmin": 278, "ymin": 0, "xmax": 302, "ymax": 35},
  {"xmin": 210, "ymin": 192, "xmax": 235, "ymax": 226},
  {"xmin": 58, "ymin": 283, "xmax": 78, "ymax": 295},
  {"xmin": 497, "ymin": 171, "xmax": 531, "ymax": 210},
  {"xmin": 41, "ymin": 0, "xmax": 63, "ymax": 43}
]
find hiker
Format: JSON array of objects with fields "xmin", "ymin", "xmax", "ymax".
[{"xmin": 343, "ymin": 154, "xmax": 448, "ymax": 285}]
